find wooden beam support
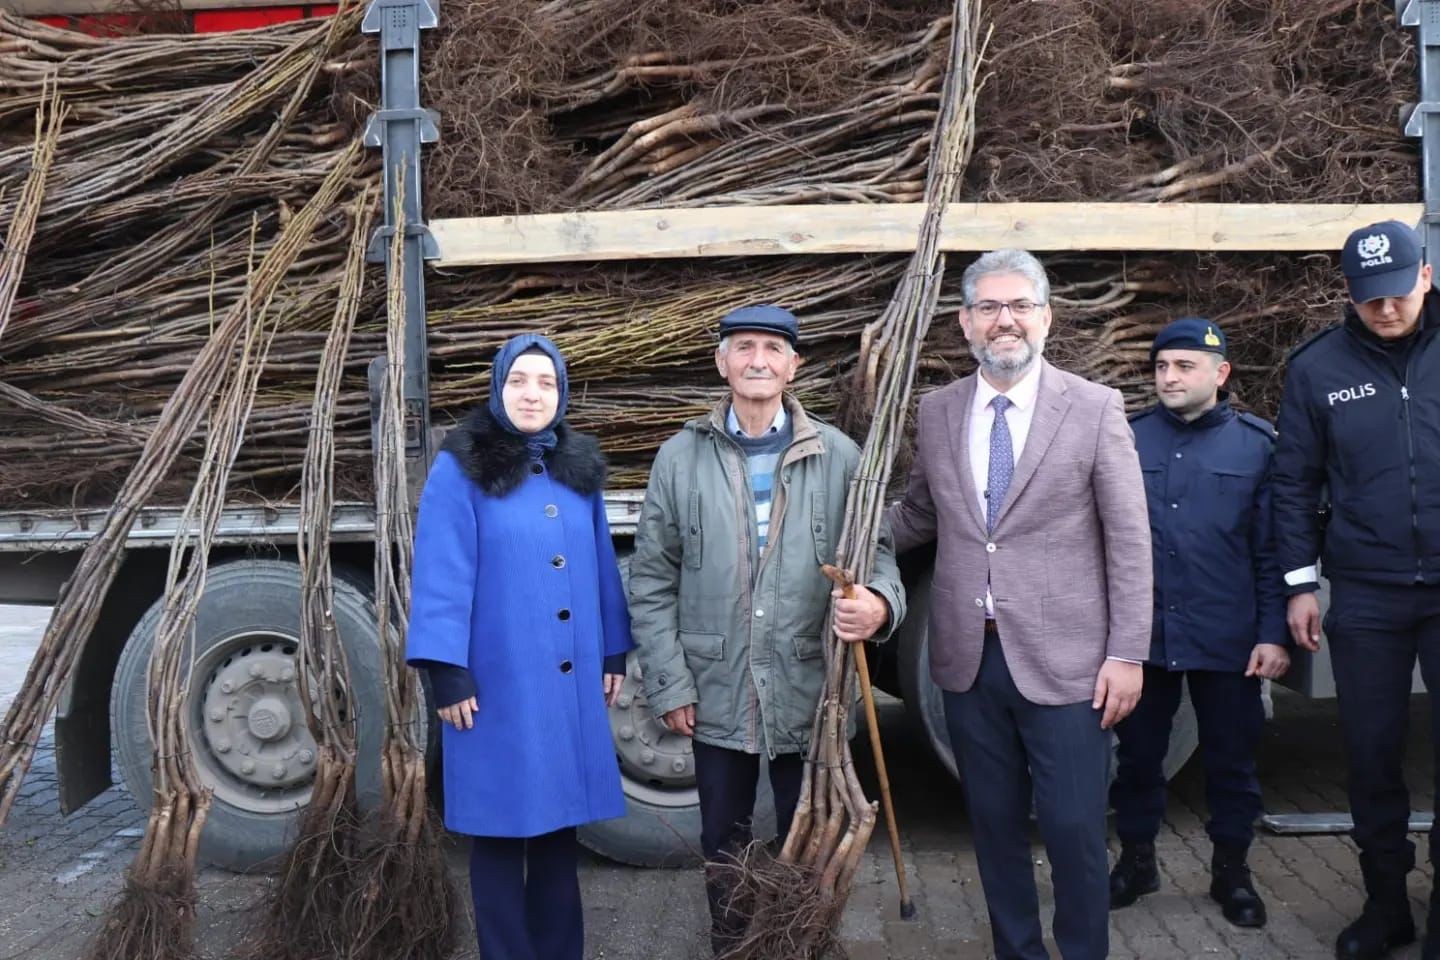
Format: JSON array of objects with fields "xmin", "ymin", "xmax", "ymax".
[{"xmin": 429, "ymin": 202, "xmax": 1423, "ymax": 267}]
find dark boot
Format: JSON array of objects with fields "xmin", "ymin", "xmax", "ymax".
[
  {"xmin": 1209, "ymin": 844, "xmax": 1267, "ymax": 928},
  {"xmin": 1109, "ymin": 841, "xmax": 1160, "ymax": 909},
  {"xmin": 1336, "ymin": 858, "xmax": 1415, "ymax": 960}
]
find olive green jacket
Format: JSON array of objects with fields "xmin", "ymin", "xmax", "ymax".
[{"xmin": 628, "ymin": 394, "xmax": 906, "ymax": 756}]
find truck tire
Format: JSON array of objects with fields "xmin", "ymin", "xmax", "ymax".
[
  {"xmin": 110, "ymin": 559, "xmax": 391, "ymax": 872},
  {"xmin": 577, "ymin": 553, "xmax": 775, "ymax": 867},
  {"xmin": 576, "ymin": 651, "xmax": 779, "ymax": 868},
  {"xmin": 896, "ymin": 573, "xmax": 1200, "ymax": 785}
]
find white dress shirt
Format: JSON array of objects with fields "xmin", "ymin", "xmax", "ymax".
[{"xmin": 969, "ymin": 363, "xmax": 1042, "ymax": 618}]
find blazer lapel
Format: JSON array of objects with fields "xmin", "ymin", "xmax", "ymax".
[
  {"xmin": 994, "ymin": 361, "xmax": 1070, "ymax": 529},
  {"xmin": 942, "ymin": 376, "xmax": 987, "ymax": 535}
]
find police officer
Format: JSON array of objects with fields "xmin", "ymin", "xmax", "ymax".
[
  {"xmin": 1274, "ymin": 220, "xmax": 1440, "ymax": 960},
  {"xmin": 1108, "ymin": 317, "xmax": 1290, "ymax": 928}
]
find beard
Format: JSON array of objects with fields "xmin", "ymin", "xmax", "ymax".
[{"xmin": 971, "ymin": 332, "xmax": 1043, "ymax": 378}]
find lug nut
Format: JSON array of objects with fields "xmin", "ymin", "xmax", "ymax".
[
  {"xmin": 215, "ymin": 740, "xmax": 231, "ymax": 754},
  {"xmin": 640, "ymin": 750, "xmax": 655, "ymax": 765},
  {"xmin": 281, "ymin": 668, "xmax": 295, "ymax": 682},
  {"xmin": 240, "ymin": 759, "xmax": 256, "ymax": 775},
  {"xmin": 209, "ymin": 709, "xmax": 224, "ymax": 723},
  {"xmin": 618, "ymin": 725, "xmax": 635, "ymax": 742},
  {"xmin": 671, "ymin": 758, "xmax": 687, "ymax": 774},
  {"xmin": 272, "ymin": 763, "xmax": 287, "ymax": 780},
  {"xmin": 220, "ymin": 680, "xmax": 234, "ymax": 693},
  {"xmin": 617, "ymin": 694, "xmax": 632, "ymax": 709},
  {"xmin": 298, "ymin": 750, "xmax": 314, "ymax": 764},
  {"xmin": 249, "ymin": 663, "xmax": 264, "ymax": 678}
]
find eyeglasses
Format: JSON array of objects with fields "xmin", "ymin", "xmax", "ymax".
[{"xmin": 969, "ymin": 299, "xmax": 1042, "ymax": 320}]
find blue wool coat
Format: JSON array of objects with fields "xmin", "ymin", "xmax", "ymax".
[{"xmin": 405, "ymin": 409, "xmax": 633, "ymax": 838}]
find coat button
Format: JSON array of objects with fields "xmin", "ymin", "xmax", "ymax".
[
  {"xmin": 1170, "ymin": 502, "xmax": 1178, "ymax": 510},
  {"xmin": 558, "ymin": 608, "xmax": 571, "ymax": 621},
  {"xmin": 657, "ymin": 674, "xmax": 668, "ymax": 686},
  {"xmin": 974, "ymin": 598, "xmax": 984, "ymax": 607},
  {"xmin": 544, "ymin": 504, "xmax": 559, "ymax": 518},
  {"xmin": 985, "ymin": 542, "xmax": 996, "ymax": 553},
  {"xmin": 1175, "ymin": 452, "xmax": 1183, "ymax": 459},
  {"xmin": 754, "ymin": 609, "xmax": 765, "ymax": 618},
  {"xmin": 531, "ymin": 463, "xmax": 544, "ymax": 475},
  {"xmin": 560, "ymin": 660, "xmax": 573, "ymax": 674},
  {"xmin": 552, "ymin": 555, "xmax": 566, "ymax": 569}
]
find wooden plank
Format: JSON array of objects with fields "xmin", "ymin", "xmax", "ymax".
[
  {"xmin": 430, "ymin": 202, "xmax": 1424, "ymax": 267},
  {"xmin": 9, "ymin": 0, "xmax": 306, "ymax": 14}
]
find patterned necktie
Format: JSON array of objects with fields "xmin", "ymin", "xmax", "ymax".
[{"xmin": 986, "ymin": 395, "xmax": 1014, "ymax": 533}]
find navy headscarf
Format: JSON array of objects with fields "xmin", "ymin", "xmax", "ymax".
[{"xmin": 488, "ymin": 334, "xmax": 569, "ymax": 461}]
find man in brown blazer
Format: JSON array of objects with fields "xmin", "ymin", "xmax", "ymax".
[{"xmin": 889, "ymin": 248, "xmax": 1152, "ymax": 960}]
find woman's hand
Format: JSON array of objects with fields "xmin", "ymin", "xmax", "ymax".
[
  {"xmin": 438, "ymin": 696, "xmax": 479, "ymax": 731},
  {"xmin": 603, "ymin": 673, "xmax": 625, "ymax": 707}
]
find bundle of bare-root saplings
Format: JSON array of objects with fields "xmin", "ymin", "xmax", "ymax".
[{"xmin": 0, "ymin": 0, "xmax": 1416, "ymax": 509}]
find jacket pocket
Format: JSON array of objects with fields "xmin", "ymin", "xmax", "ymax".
[
  {"xmin": 793, "ymin": 633, "xmax": 824, "ymax": 661},
  {"xmin": 1039, "ymin": 596, "xmax": 1105, "ymax": 681},
  {"xmin": 678, "ymin": 630, "xmax": 725, "ymax": 661},
  {"xmin": 1142, "ymin": 467, "xmax": 1163, "ymax": 500},
  {"xmin": 810, "ymin": 491, "xmax": 831, "ymax": 566},
  {"xmin": 684, "ymin": 490, "xmax": 703, "ymax": 570}
]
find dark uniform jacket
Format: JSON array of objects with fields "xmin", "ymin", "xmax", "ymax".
[
  {"xmin": 1273, "ymin": 294, "xmax": 1440, "ymax": 591},
  {"xmin": 1130, "ymin": 398, "xmax": 1288, "ymax": 672}
]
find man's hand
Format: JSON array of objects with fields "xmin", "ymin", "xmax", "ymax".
[
  {"xmin": 1093, "ymin": 660, "xmax": 1143, "ymax": 730},
  {"xmin": 661, "ymin": 703, "xmax": 696, "ymax": 737},
  {"xmin": 438, "ymin": 695, "xmax": 478, "ymax": 732},
  {"xmin": 603, "ymin": 673, "xmax": 625, "ymax": 708},
  {"xmin": 1287, "ymin": 592, "xmax": 1322, "ymax": 652},
  {"xmin": 832, "ymin": 584, "xmax": 888, "ymax": 643},
  {"xmin": 1245, "ymin": 643, "xmax": 1291, "ymax": 680}
]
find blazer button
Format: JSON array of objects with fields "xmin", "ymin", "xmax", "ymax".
[
  {"xmin": 974, "ymin": 598, "xmax": 984, "ymax": 607},
  {"xmin": 985, "ymin": 542, "xmax": 996, "ymax": 553},
  {"xmin": 559, "ymin": 660, "xmax": 573, "ymax": 674},
  {"xmin": 531, "ymin": 463, "xmax": 544, "ymax": 475},
  {"xmin": 558, "ymin": 608, "xmax": 572, "ymax": 621},
  {"xmin": 552, "ymin": 555, "xmax": 566, "ymax": 569},
  {"xmin": 545, "ymin": 504, "xmax": 559, "ymax": 518}
]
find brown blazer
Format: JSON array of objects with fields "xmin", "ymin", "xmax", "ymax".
[{"xmin": 888, "ymin": 360, "xmax": 1152, "ymax": 705}]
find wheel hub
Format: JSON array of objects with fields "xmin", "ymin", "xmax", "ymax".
[
  {"xmin": 607, "ymin": 659, "xmax": 693, "ymax": 792},
  {"xmin": 200, "ymin": 643, "xmax": 316, "ymax": 794}
]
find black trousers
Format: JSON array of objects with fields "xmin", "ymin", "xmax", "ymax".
[
  {"xmin": 469, "ymin": 828, "xmax": 582, "ymax": 960},
  {"xmin": 1326, "ymin": 578, "xmax": 1440, "ymax": 880},
  {"xmin": 692, "ymin": 740, "xmax": 804, "ymax": 947},
  {"xmin": 1111, "ymin": 666, "xmax": 1264, "ymax": 850},
  {"xmin": 943, "ymin": 633, "xmax": 1112, "ymax": 960}
]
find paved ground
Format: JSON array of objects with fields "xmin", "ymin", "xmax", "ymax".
[{"xmin": 0, "ymin": 603, "xmax": 1435, "ymax": 959}]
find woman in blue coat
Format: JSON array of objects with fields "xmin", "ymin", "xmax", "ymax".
[{"xmin": 405, "ymin": 333, "xmax": 632, "ymax": 960}]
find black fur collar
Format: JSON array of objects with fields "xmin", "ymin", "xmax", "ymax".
[{"xmin": 440, "ymin": 406, "xmax": 607, "ymax": 498}]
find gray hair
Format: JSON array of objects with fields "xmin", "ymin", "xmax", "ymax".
[
  {"xmin": 961, "ymin": 249, "xmax": 1050, "ymax": 305},
  {"xmin": 717, "ymin": 334, "xmax": 796, "ymax": 356}
]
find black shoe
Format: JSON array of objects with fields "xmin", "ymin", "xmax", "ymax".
[
  {"xmin": 1335, "ymin": 901, "xmax": 1416, "ymax": 960},
  {"xmin": 1209, "ymin": 845, "xmax": 1267, "ymax": 928},
  {"xmin": 1109, "ymin": 841, "xmax": 1160, "ymax": 909}
]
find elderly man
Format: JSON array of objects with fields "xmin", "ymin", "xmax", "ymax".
[
  {"xmin": 888, "ymin": 249, "xmax": 1151, "ymax": 960},
  {"xmin": 1109, "ymin": 317, "xmax": 1290, "ymax": 929},
  {"xmin": 628, "ymin": 304, "xmax": 906, "ymax": 957},
  {"xmin": 1275, "ymin": 220, "xmax": 1440, "ymax": 960}
]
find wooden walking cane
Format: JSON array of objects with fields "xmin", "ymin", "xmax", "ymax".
[{"xmin": 821, "ymin": 563, "xmax": 916, "ymax": 920}]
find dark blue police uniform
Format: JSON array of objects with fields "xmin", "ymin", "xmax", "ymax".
[
  {"xmin": 1107, "ymin": 317, "xmax": 1289, "ymax": 929},
  {"xmin": 1113, "ymin": 395, "xmax": 1288, "ymax": 850}
]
